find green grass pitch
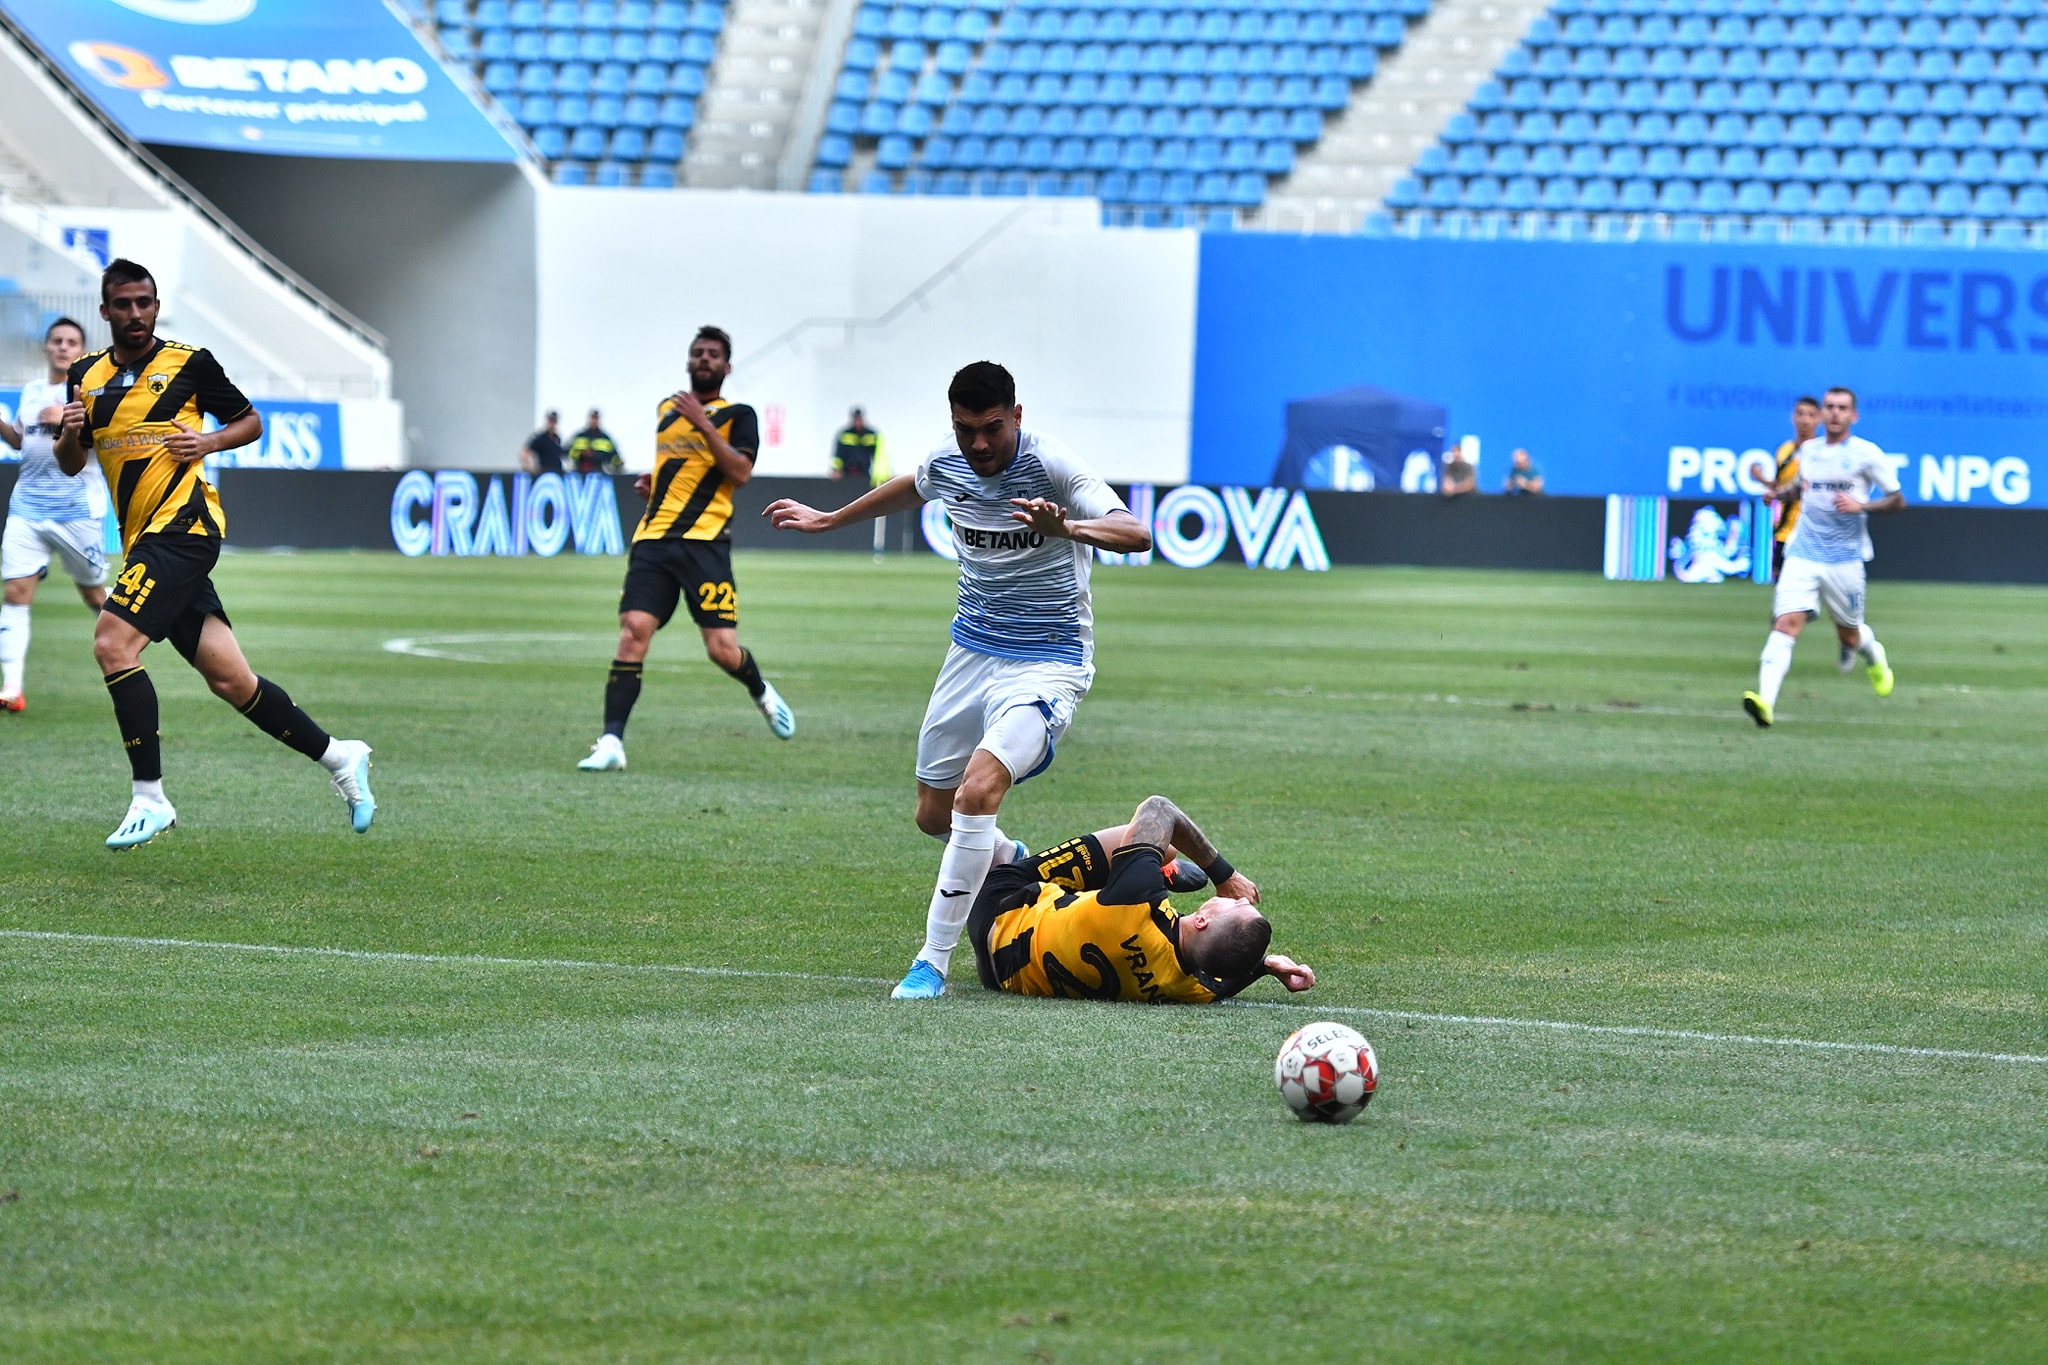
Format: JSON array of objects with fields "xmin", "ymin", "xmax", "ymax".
[{"xmin": 2, "ymin": 549, "xmax": 2044, "ymax": 1362}]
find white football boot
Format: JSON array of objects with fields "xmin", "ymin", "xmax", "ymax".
[
  {"xmin": 106, "ymin": 798, "xmax": 177, "ymax": 851},
  {"xmin": 755, "ymin": 681, "xmax": 796, "ymax": 740},
  {"xmin": 578, "ymin": 733, "xmax": 627, "ymax": 771}
]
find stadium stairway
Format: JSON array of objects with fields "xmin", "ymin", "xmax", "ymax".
[
  {"xmin": 1258, "ymin": 0, "xmax": 1551, "ymax": 229},
  {"xmin": 1380, "ymin": 0, "xmax": 2048, "ymax": 246},
  {"xmin": 682, "ymin": 0, "xmax": 838, "ymax": 186}
]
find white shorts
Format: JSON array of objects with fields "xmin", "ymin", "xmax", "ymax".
[
  {"xmin": 1773, "ymin": 555, "xmax": 1866, "ymax": 628},
  {"xmin": 915, "ymin": 642, "xmax": 1093, "ymax": 788},
  {"xmin": 2, "ymin": 515, "xmax": 109, "ymax": 587}
]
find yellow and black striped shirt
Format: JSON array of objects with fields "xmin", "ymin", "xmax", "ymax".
[
  {"xmin": 69, "ymin": 340, "xmax": 251, "ymax": 553},
  {"xmin": 980, "ymin": 843, "xmax": 1261, "ymax": 1005},
  {"xmin": 1772, "ymin": 438, "xmax": 1803, "ymax": 544},
  {"xmin": 634, "ymin": 396, "xmax": 758, "ymax": 543}
]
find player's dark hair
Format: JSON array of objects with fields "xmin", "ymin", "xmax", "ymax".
[
  {"xmin": 695, "ymin": 325, "xmax": 733, "ymax": 361},
  {"xmin": 1199, "ymin": 911, "xmax": 1272, "ymax": 980},
  {"xmin": 100, "ymin": 258, "xmax": 155, "ymax": 303},
  {"xmin": 948, "ymin": 361, "xmax": 1016, "ymax": 413},
  {"xmin": 1794, "ymin": 395, "xmax": 1821, "ymax": 410},
  {"xmin": 1825, "ymin": 385, "xmax": 1858, "ymax": 408},
  {"xmin": 45, "ymin": 316, "xmax": 86, "ymax": 341}
]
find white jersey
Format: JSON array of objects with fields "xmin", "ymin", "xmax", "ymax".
[
  {"xmin": 8, "ymin": 379, "xmax": 103, "ymax": 523},
  {"xmin": 914, "ymin": 430, "xmax": 1127, "ymax": 666},
  {"xmin": 1784, "ymin": 434, "xmax": 1899, "ymax": 565}
]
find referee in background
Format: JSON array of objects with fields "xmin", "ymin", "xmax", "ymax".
[{"xmin": 830, "ymin": 406, "xmax": 891, "ymax": 552}]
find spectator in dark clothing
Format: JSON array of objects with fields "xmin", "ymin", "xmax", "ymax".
[
  {"xmin": 1503, "ymin": 448, "xmax": 1544, "ymax": 495},
  {"xmin": 1440, "ymin": 446, "xmax": 1476, "ymax": 498},
  {"xmin": 568, "ymin": 409, "xmax": 621, "ymax": 474},
  {"xmin": 831, "ymin": 407, "xmax": 884, "ymax": 485},
  {"xmin": 520, "ymin": 410, "xmax": 565, "ymax": 475}
]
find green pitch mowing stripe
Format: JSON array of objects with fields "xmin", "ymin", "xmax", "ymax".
[
  {"xmin": 2, "ymin": 551, "xmax": 2044, "ymax": 1361},
  {"xmin": 9, "ymin": 928, "xmax": 2048, "ymax": 1067}
]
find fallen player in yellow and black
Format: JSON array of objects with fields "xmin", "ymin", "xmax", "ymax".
[{"xmin": 968, "ymin": 794, "xmax": 1316, "ymax": 1003}]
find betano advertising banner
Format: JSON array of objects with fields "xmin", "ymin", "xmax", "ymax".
[
  {"xmin": 1, "ymin": 0, "xmax": 517, "ymax": 161},
  {"xmin": 1193, "ymin": 235, "xmax": 2047, "ymax": 510}
]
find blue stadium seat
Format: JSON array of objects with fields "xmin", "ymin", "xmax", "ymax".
[
  {"xmin": 649, "ymin": 126, "xmax": 684, "ymax": 158},
  {"xmin": 816, "ymin": 133, "xmax": 852, "ymax": 167},
  {"xmin": 807, "ymin": 168, "xmax": 841, "ymax": 193},
  {"xmin": 532, "ymin": 125, "xmax": 567, "ymax": 158},
  {"xmin": 568, "ymin": 126, "xmax": 607, "ymax": 158},
  {"xmin": 556, "ymin": 93, "xmax": 592, "ymax": 123}
]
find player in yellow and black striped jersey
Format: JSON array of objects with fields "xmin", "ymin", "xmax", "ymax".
[
  {"xmin": 1750, "ymin": 395, "xmax": 1819, "ymax": 581},
  {"xmin": 576, "ymin": 325, "xmax": 795, "ymax": 771},
  {"xmin": 54, "ymin": 258, "xmax": 376, "ymax": 850},
  {"xmin": 966, "ymin": 794, "xmax": 1317, "ymax": 1004}
]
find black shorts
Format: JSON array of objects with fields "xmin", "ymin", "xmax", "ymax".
[
  {"xmin": 968, "ymin": 834, "xmax": 1110, "ymax": 990},
  {"xmin": 104, "ymin": 533, "xmax": 230, "ymax": 665},
  {"xmin": 618, "ymin": 537, "xmax": 737, "ymax": 629}
]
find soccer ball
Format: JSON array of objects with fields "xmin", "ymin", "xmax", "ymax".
[{"xmin": 1274, "ymin": 1022, "xmax": 1379, "ymax": 1124}]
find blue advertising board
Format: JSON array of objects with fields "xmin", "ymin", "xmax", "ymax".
[
  {"xmin": 1192, "ymin": 235, "xmax": 2047, "ymax": 510},
  {"xmin": 1, "ymin": 0, "xmax": 517, "ymax": 161}
]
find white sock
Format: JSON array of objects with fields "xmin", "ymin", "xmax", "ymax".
[
  {"xmin": 132, "ymin": 778, "xmax": 166, "ymax": 805},
  {"xmin": 1855, "ymin": 625, "xmax": 1886, "ymax": 669},
  {"xmin": 916, "ymin": 812, "xmax": 999, "ymax": 976},
  {"xmin": 988, "ymin": 826, "xmax": 1018, "ymax": 866},
  {"xmin": 1758, "ymin": 630, "xmax": 1796, "ymax": 707},
  {"xmin": 317, "ymin": 737, "xmax": 348, "ymax": 772},
  {"xmin": 0, "ymin": 602, "xmax": 28, "ymax": 697}
]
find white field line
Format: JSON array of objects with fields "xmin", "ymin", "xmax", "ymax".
[{"xmin": 6, "ymin": 929, "xmax": 2046, "ymax": 1067}]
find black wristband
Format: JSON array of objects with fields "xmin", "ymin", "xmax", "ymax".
[{"xmin": 1201, "ymin": 855, "xmax": 1235, "ymax": 887}]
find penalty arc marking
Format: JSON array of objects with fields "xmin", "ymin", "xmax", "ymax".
[{"xmin": 4, "ymin": 929, "xmax": 2045, "ymax": 1067}]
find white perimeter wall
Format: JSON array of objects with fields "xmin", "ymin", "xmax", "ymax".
[{"xmin": 535, "ymin": 190, "xmax": 1198, "ymax": 482}]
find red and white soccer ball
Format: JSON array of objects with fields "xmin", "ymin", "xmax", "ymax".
[{"xmin": 1274, "ymin": 1022, "xmax": 1379, "ymax": 1124}]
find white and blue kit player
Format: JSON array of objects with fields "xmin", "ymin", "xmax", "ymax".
[
  {"xmin": 764, "ymin": 362, "xmax": 1153, "ymax": 997},
  {"xmin": 1, "ymin": 317, "xmax": 109, "ymax": 711},
  {"xmin": 1743, "ymin": 386, "xmax": 1903, "ymax": 728}
]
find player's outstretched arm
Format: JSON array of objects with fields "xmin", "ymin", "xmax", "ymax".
[
  {"xmin": 1263, "ymin": 954, "xmax": 1315, "ymax": 992},
  {"xmin": 1008, "ymin": 500, "xmax": 1151, "ymax": 553},
  {"xmin": 1837, "ymin": 488, "xmax": 1905, "ymax": 514},
  {"xmin": 764, "ymin": 473, "xmax": 923, "ymax": 533},
  {"xmin": 1122, "ymin": 794, "xmax": 1259, "ymax": 904}
]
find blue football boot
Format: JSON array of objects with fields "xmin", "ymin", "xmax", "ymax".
[{"xmin": 890, "ymin": 959, "xmax": 947, "ymax": 1000}]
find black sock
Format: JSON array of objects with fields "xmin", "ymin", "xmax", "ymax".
[
  {"xmin": 236, "ymin": 676, "xmax": 332, "ymax": 761},
  {"xmin": 104, "ymin": 667, "xmax": 162, "ymax": 782},
  {"xmin": 604, "ymin": 659, "xmax": 643, "ymax": 737},
  {"xmin": 721, "ymin": 647, "xmax": 767, "ymax": 700}
]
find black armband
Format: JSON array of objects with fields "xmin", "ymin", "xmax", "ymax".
[{"xmin": 1201, "ymin": 855, "xmax": 1235, "ymax": 887}]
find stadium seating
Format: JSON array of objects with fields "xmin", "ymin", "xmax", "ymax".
[
  {"xmin": 809, "ymin": 0, "xmax": 1428, "ymax": 222},
  {"xmin": 423, "ymin": 0, "xmax": 720, "ymax": 188},
  {"xmin": 1392, "ymin": 0, "xmax": 2048, "ymax": 242}
]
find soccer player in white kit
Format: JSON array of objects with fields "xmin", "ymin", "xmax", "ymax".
[
  {"xmin": 0, "ymin": 317, "xmax": 109, "ymax": 710},
  {"xmin": 764, "ymin": 362, "xmax": 1153, "ymax": 997},
  {"xmin": 1742, "ymin": 386, "xmax": 1903, "ymax": 728}
]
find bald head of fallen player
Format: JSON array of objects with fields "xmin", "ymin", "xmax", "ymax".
[{"xmin": 1176, "ymin": 897, "xmax": 1273, "ymax": 980}]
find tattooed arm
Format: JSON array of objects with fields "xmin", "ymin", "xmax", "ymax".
[{"xmin": 1099, "ymin": 795, "xmax": 1259, "ymax": 905}]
